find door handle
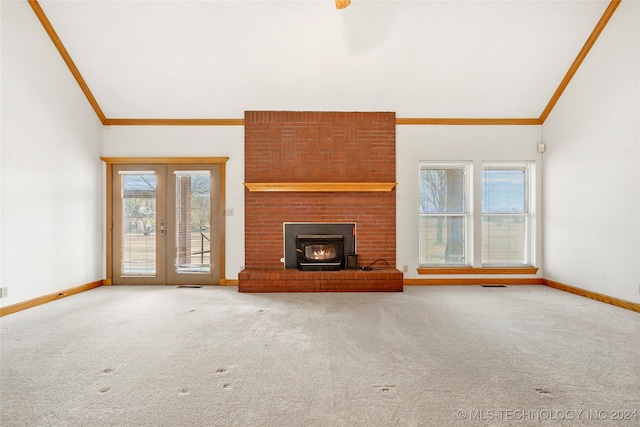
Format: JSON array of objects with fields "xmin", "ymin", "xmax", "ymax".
[{"xmin": 160, "ymin": 220, "xmax": 165, "ymax": 236}]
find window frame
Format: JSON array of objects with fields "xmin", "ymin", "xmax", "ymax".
[
  {"xmin": 417, "ymin": 160, "xmax": 537, "ymax": 272},
  {"xmin": 418, "ymin": 161, "xmax": 472, "ymax": 267},
  {"xmin": 481, "ymin": 162, "xmax": 533, "ymax": 267}
]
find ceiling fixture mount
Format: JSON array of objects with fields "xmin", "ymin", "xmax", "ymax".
[{"xmin": 335, "ymin": 0, "xmax": 351, "ymax": 9}]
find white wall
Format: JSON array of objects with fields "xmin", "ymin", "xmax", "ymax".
[
  {"xmin": 4, "ymin": 0, "xmax": 634, "ymax": 305},
  {"xmin": 397, "ymin": 125, "xmax": 543, "ymax": 279},
  {"xmin": 1, "ymin": 1, "xmax": 103, "ymax": 306},
  {"xmin": 102, "ymin": 126, "xmax": 245, "ymax": 280},
  {"xmin": 543, "ymin": 0, "xmax": 640, "ymax": 303},
  {"xmin": 0, "ymin": 1, "xmax": 3, "ymax": 302}
]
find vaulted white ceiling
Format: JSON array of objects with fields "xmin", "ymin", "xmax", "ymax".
[{"xmin": 36, "ymin": 0, "xmax": 613, "ymax": 120}]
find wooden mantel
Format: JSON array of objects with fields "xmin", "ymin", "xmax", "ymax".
[{"xmin": 244, "ymin": 182, "xmax": 397, "ymax": 192}]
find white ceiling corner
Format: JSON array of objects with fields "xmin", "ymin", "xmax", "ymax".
[{"xmin": 37, "ymin": 0, "xmax": 612, "ymax": 119}]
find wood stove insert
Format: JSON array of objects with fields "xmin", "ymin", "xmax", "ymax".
[
  {"xmin": 296, "ymin": 234, "xmax": 344, "ymax": 271},
  {"xmin": 283, "ymin": 222, "xmax": 356, "ymax": 269}
]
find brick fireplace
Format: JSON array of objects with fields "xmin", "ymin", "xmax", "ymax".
[{"xmin": 238, "ymin": 111, "xmax": 403, "ymax": 292}]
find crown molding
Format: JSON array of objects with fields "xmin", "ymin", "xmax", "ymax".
[
  {"xmin": 104, "ymin": 118, "xmax": 245, "ymax": 126},
  {"xmin": 28, "ymin": 0, "xmax": 107, "ymax": 124},
  {"xmin": 539, "ymin": 0, "xmax": 621, "ymax": 123},
  {"xmin": 396, "ymin": 118, "xmax": 542, "ymax": 126}
]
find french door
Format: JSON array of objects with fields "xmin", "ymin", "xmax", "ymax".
[{"xmin": 111, "ymin": 164, "xmax": 222, "ymax": 285}]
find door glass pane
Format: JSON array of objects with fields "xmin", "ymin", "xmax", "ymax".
[
  {"xmin": 175, "ymin": 171, "xmax": 211, "ymax": 273},
  {"xmin": 121, "ymin": 172, "xmax": 157, "ymax": 275}
]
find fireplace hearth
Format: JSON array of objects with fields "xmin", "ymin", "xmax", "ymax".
[{"xmin": 296, "ymin": 234, "xmax": 344, "ymax": 271}]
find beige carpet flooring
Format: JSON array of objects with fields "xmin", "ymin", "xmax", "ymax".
[{"xmin": 1, "ymin": 285, "xmax": 639, "ymax": 426}]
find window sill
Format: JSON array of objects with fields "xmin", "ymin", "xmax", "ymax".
[{"xmin": 417, "ymin": 267, "xmax": 539, "ymax": 275}]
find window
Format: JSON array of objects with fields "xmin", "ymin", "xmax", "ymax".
[
  {"xmin": 419, "ymin": 163, "xmax": 470, "ymax": 266},
  {"xmin": 482, "ymin": 163, "xmax": 531, "ymax": 266},
  {"xmin": 419, "ymin": 161, "xmax": 534, "ymax": 269}
]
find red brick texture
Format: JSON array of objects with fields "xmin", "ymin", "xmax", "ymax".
[
  {"xmin": 241, "ymin": 111, "xmax": 402, "ymax": 292},
  {"xmin": 244, "ymin": 192, "xmax": 396, "ymax": 269},
  {"xmin": 245, "ymin": 111, "xmax": 396, "ymax": 183}
]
